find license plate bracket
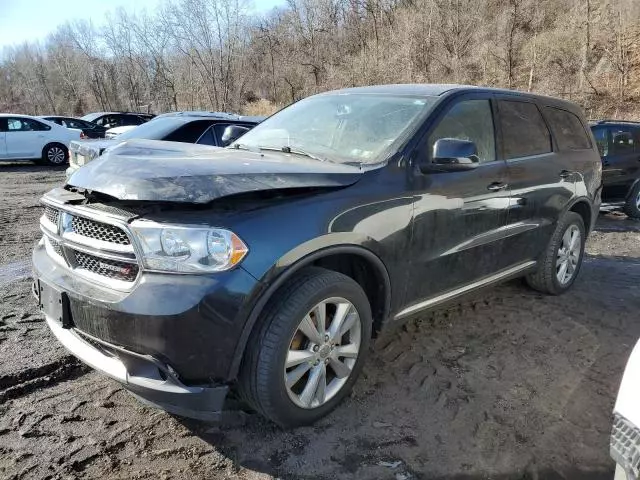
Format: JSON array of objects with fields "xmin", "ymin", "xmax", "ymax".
[{"xmin": 37, "ymin": 280, "xmax": 72, "ymax": 328}]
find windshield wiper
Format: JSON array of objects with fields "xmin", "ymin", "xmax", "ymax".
[
  {"xmin": 231, "ymin": 143, "xmax": 260, "ymax": 153},
  {"xmin": 259, "ymin": 145, "xmax": 328, "ymax": 163}
]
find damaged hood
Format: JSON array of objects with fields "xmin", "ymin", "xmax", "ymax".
[{"xmin": 67, "ymin": 139, "xmax": 363, "ymax": 203}]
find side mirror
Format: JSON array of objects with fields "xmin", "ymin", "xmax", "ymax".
[
  {"xmin": 222, "ymin": 125, "xmax": 250, "ymax": 147},
  {"xmin": 420, "ymin": 138, "xmax": 480, "ymax": 173}
]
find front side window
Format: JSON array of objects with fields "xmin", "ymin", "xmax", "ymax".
[
  {"xmin": 428, "ymin": 99, "xmax": 496, "ymax": 163},
  {"xmin": 499, "ymin": 100, "xmax": 551, "ymax": 159},
  {"xmin": 591, "ymin": 127, "xmax": 609, "ymax": 156},
  {"xmin": 610, "ymin": 126, "xmax": 636, "ymax": 155},
  {"xmin": 544, "ymin": 107, "xmax": 591, "ymax": 150},
  {"xmin": 234, "ymin": 93, "xmax": 436, "ymax": 165},
  {"xmin": 196, "ymin": 127, "xmax": 217, "ymax": 146}
]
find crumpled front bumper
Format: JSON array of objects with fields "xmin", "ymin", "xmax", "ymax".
[{"xmin": 43, "ymin": 313, "xmax": 229, "ymax": 421}]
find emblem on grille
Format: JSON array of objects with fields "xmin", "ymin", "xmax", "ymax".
[{"xmin": 99, "ymin": 261, "xmax": 133, "ymax": 275}]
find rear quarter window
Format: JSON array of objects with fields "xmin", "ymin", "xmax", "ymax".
[
  {"xmin": 498, "ymin": 100, "xmax": 551, "ymax": 159},
  {"xmin": 544, "ymin": 107, "xmax": 591, "ymax": 150}
]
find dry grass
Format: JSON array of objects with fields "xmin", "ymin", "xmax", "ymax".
[{"xmin": 242, "ymin": 99, "xmax": 280, "ymax": 117}]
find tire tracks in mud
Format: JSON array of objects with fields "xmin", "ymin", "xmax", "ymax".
[
  {"xmin": 0, "ymin": 259, "xmax": 31, "ymax": 288},
  {"xmin": 0, "ymin": 356, "xmax": 88, "ymax": 403}
]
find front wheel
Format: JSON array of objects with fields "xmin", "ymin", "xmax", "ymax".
[
  {"xmin": 42, "ymin": 144, "xmax": 68, "ymax": 166},
  {"xmin": 623, "ymin": 182, "xmax": 640, "ymax": 219},
  {"xmin": 526, "ymin": 211, "xmax": 586, "ymax": 295},
  {"xmin": 238, "ymin": 267, "xmax": 372, "ymax": 428}
]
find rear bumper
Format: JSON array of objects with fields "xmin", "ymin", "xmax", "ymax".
[{"xmin": 45, "ymin": 314, "xmax": 229, "ymax": 420}]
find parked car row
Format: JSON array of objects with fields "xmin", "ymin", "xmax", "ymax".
[{"xmin": 65, "ymin": 112, "xmax": 264, "ymax": 178}]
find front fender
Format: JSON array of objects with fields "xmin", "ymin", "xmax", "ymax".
[{"xmin": 229, "ymin": 236, "xmax": 392, "ymax": 379}]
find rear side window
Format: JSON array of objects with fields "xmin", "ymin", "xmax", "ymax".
[
  {"xmin": 544, "ymin": 107, "xmax": 591, "ymax": 150},
  {"xmin": 498, "ymin": 100, "xmax": 551, "ymax": 159},
  {"xmin": 609, "ymin": 126, "xmax": 637, "ymax": 155},
  {"xmin": 123, "ymin": 115, "xmax": 145, "ymax": 125}
]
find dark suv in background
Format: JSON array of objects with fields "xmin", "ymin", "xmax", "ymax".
[
  {"xmin": 590, "ymin": 120, "xmax": 640, "ymax": 218},
  {"xmin": 33, "ymin": 84, "xmax": 601, "ymax": 427},
  {"xmin": 39, "ymin": 116, "xmax": 108, "ymax": 139},
  {"xmin": 80, "ymin": 112, "xmax": 154, "ymax": 129}
]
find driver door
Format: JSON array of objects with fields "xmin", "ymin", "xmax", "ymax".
[{"xmin": 402, "ymin": 94, "xmax": 511, "ymax": 316}]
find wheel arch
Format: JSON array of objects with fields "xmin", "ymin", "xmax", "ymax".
[
  {"xmin": 566, "ymin": 197, "xmax": 594, "ymax": 234},
  {"xmin": 228, "ymin": 243, "xmax": 392, "ymax": 379},
  {"xmin": 41, "ymin": 142, "xmax": 69, "ymax": 160}
]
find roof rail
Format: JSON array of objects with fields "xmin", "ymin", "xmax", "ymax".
[{"xmin": 592, "ymin": 119, "xmax": 640, "ymax": 125}]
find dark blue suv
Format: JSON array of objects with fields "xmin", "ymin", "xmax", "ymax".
[
  {"xmin": 34, "ymin": 85, "xmax": 601, "ymax": 427},
  {"xmin": 590, "ymin": 120, "xmax": 640, "ymax": 218}
]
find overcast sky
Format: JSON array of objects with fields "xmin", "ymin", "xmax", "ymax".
[{"xmin": 0, "ymin": 0, "xmax": 285, "ymax": 49}]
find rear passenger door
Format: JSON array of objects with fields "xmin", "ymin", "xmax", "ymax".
[
  {"xmin": 497, "ymin": 98, "xmax": 576, "ymax": 265},
  {"xmin": 0, "ymin": 118, "xmax": 7, "ymax": 158}
]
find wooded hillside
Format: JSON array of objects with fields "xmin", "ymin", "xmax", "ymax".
[{"xmin": 1, "ymin": 0, "xmax": 638, "ymax": 118}]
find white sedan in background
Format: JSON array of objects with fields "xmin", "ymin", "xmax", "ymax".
[
  {"xmin": 612, "ymin": 340, "xmax": 640, "ymax": 480},
  {"xmin": 0, "ymin": 114, "xmax": 81, "ymax": 165},
  {"xmin": 105, "ymin": 125, "xmax": 137, "ymax": 139}
]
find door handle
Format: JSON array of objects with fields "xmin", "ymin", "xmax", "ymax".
[
  {"xmin": 487, "ymin": 182, "xmax": 508, "ymax": 191},
  {"xmin": 559, "ymin": 170, "xmax": 574, "ymax": 178}
]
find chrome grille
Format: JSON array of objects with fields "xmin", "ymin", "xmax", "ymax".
[
  {"xmin": 44, "ymin": 206, "xmax": 59, "ymax": 226},
  {"xmin": 41, "ymin": 202, "xmax": 140, "ymax": 288},
  {"xmin": 73, "ymin": 251, "xmax": 139, "ymax": 282},
  {"xmin": 71, "ymin": 216, "xmax": 130, "ymax": 245}
]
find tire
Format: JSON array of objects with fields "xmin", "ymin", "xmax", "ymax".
[
  {"xmin": 526, "ymin": 211, "xmax": 586, "ymax": 295},
  {"xmin": 42, "ymin": 144, "xmax": 68, "ymax": 166},
  {"xmin": 623, "ymin": 182, "xmax": 640, "ymax": 219},
  {"xmin": 238, "ymin": 267, "xmax": 372, "ymax": 428}
]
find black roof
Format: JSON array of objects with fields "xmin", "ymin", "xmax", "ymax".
[{"xmin": 322, "ymin": 83, "xmax": 583, "ymax": 113}]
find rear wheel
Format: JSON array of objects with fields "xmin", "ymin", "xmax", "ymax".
[
  {"xmin": 238, "ymin": 267, "xmax": 372, "ymax": 428},
  {"xmin": 42, "ymin": 144, "xmax": 68, "ymax": 166},
  {"xmin": 623, "ymin": 182, "xmax": 640, "ymax": 219},
  {"xmin": 526, "ymin": 211, "xmax": 586, "ymax": 295}
]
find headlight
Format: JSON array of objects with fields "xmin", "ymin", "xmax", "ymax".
[{"xmin": 130, "ymin": 222, "xmax": 248, "ymax": 273}]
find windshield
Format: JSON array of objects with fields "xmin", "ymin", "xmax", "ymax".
[
  {"xmin": 234, "ymin": 93, "xmax": 436, "ymax": 164},
  {"xmin": 115, "ymin": 118, "xmax": 186, "ymax": 141}
]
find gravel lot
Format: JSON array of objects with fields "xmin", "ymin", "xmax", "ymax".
[{"xmin": 1, "ymin": 164, "xmax": 639, "ymax": 480}]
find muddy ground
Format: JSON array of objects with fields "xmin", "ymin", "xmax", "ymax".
[{"xmin": 1, "ymin": 164, "xmax": 639, "ymax": 480}]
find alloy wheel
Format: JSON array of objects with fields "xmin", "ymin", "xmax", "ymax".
[
  {"xmin": 556, "ymin": 224, "xmax": 581, "ymax": 285},
  {"xmin": 636, "ymin": 190, "xmax": 640, "ymax": 210},
  {"xmin": 284, "ymin": 297, "xmax": 361, "ymax": 409},
  {"xmin": 47, "ymin": 146, "xmax": 66, "ymax": 164}
]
